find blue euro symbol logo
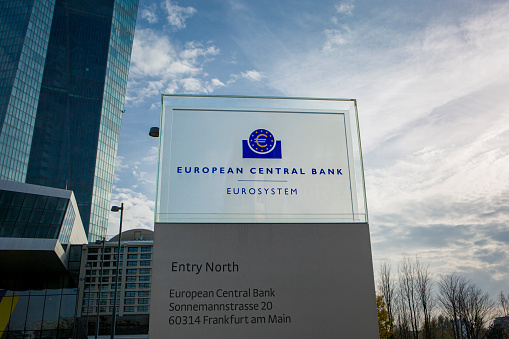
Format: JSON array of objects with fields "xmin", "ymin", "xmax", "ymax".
[
  {"xmin": 249, "ymin": 129, "xmax": 275, "ymax": 153},
  {"xmin": 254, "ymin": 134, "xmax": 268, "ymax": 148},
  {"xmin": 243, "ymin": 128, "xmax": 282, "ymax": 159}
]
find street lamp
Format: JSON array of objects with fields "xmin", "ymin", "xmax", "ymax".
[
  {"xmin": 110, "ymin": 203, "xmax": 124, "ymax": 339},
  {"xmin": 149, "ymin": 127, "xmax": 159, "ymax": 137},
  {"xmin": 84, "ymin": 263, "xmax": 92, "ymax": 335},
  {"xmin": 95, "ymin": 238, "xmax": 106, "ymax": 339}
]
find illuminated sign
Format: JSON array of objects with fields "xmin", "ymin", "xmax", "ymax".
[{"xmin": 156, "ymin": 96, "xmax": 367, "ymax": 223}]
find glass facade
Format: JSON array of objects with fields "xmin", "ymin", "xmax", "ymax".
[
  {"xmin": 0, "ymin": 0, "xmax": 55, "ymax": 182},
  {"xmin": 0, "ymin": 245, "xmax": 83, "ymax": 339},
  {"xmin": 0, "ymin": 188, "xmax": 72, "ymax": 240},
  {"xmin": 0, "ymin": 0, "xmax": 139, "ymax": 241}
]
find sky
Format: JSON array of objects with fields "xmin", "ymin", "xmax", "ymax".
[{"xmin": 107, "ymin": 0, "xmax": 509, "ymax": 300}]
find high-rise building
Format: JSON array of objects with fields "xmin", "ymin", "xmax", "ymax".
[{"xmin": 0, "ymin": 0, "xmax": 139, "ymax": 241}]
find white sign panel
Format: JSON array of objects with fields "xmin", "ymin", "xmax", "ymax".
[
  {"xmin": 149, "ymin": 223, "xmax": 379, "ymax": 338},
  {"xmin": 157, "ymin": 99, "xmax": 363, "ymax": 223}
]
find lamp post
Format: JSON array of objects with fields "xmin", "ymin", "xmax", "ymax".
[
  {"xmin": 95, "ymin": 238, "xmax": 106, "ymax": 339},
  {"xmin": 84, "ymin": 263, "xmax": 92, "ymax": 335},
  {"xmin": 110, "ymin": 203, "xmax": 124, "ymax": 339}
]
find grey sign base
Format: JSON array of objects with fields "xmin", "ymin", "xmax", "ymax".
[{"xmin": 149, "ymin": 223, "xmax": 379, "ymax": 338}]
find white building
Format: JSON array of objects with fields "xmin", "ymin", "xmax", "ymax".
[{"xmin": 77, "ymin": 229, "xmax": 153, "ymax": 337}]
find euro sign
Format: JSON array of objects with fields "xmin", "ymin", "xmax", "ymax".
[{"xmin": 254, "ymin": 134, "xmax": 268, "ymax": 148}]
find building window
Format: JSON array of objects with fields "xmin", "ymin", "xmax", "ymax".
[
  {"xmin": 114, "ymin": 248, "xmax": 124, "ymax": 253},
  {"xmin": 89, "ymin": 248, "xmax": 98, "ymax": 254},
  {"xmin": 124, "ymin": 306, "xmax": 135, "ymax": 312},
  {"xmin": 140, "ymin": 261, "xmax": 150, "ymax": 266},
  {"xmin": 125, "ymin": 291, "xmax": 136, "ymax": 297},
  {"xmin": 125, "ymin": 283, "xmax": 136, "ymax": 289},
  {"xmin": 139, "ymin": 276, "xmax": 150, "ymax": 282},
  {"xmin": 127, "ymin": 261, "xmax": 137, "ymax": 267},
  {"xmin": 104, "ymin": 248, "xmax": 112, "ymax": 253},
  {"xmin": 127, "ymin": 254, "xmax": 138, "ymax": 259},
  {"xmin": 88, "ymin": 255, "xmax": 98, "ymax": 260},
  {"xmin": 138, "ymin": 298, "xmax": 149, "ymax": 304},
  {"xmin": 111, "ymin": 292, "xmax": 120, "ymax": 298},
  {"xmin": 126, "ymin": 276, "xmax": 137, "ymax": 282},
  {"xmin": 109, "ymin": 306, "xmax": 119, "ymax": 313},
  {"xmin": 128, "ymin": 247, "xmax": 138, "ymax": 252},
  {"xmin": 126, "ymin": 269, "xmax": 137, "ymax": 275},
  {"xmin": 139, "ymin": 283, "xmax": 150, "ymax": 289},
  {"xmin": 138, "ymin": 291, "xmax": 150, "ymax": 297},
  {"xmin": 100, "ymin": 292, "xmax": 108, "ymax": 298},
  {"xmin": 141, "ymin": 247, "xmax": 151, "ymax": 252},
  {"xmin": 125, "ymin": 299, "xmax": 135, "ymax": 305},
  {"xmin": 139, "ymin": 268, "xmax": 150, "ymax": 274},
  {"xmin": 138, "ymin": 306, "xmax": 149, "ymax": 312},
  {"xmin": 140, "ymin": 253, "xmax": 151, "ymax": 259}
]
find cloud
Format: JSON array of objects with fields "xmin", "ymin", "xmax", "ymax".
[
  {"xmin": 241, "ymin": 70, "xmax": 264, "ymax": 81},
  {"xmin": 335, "ymin": 2, "xmax": 354, "ymax": 15},
  {"xmin": 163, "ymin": 0, "xmax": 197, "ymax": 30},
  {"xmin": 127, "ymin": 28, "xmax": 223, "ymax": 102},
  {"xmin": 226, "ymin": 70, "xmax": 265, "ymax": 85},
  {"xmin": 141, "ymin": 4, "xmax": 158, "ymax": 24},
  {"xmin": 322, "ymin": 28, "xmax": 349, "ymax": 51},
  {"xmin": 107, "ymin": 187, "xmax": 155, "ymax": 237}
]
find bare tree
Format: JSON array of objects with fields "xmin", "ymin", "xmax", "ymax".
[
  {"xmin": 399, "ymin": 257, "xmax": 421, "ymax": 339},
  {"xmin": 499, "ymin": 291, "xmax": 509, "ymax": 316},
  {"xmin": 461, "ymin": 284, "xmax": 494, "ymax": 339},
  {"xmin": 438, "ymin": 274, "xmax": 494, "ymax": 339},
  {"xmin": 393, "ymin": 290, "xmax": 412, "ymax": 339},
  {"xmin": 437, "ymin": 274, "xmax": 468, "ymax": 339},
  {"xmin": 416, "ymin": 259, "xmax": 434, "ymax": 339},
  {"xmin": 378, "ymin": 261, "xmax": 396, "ymax": 325}
]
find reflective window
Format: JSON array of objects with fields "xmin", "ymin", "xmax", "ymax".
[{"xmin": 0, "ymin": 189, "xmax": 70, "ymax": 240}]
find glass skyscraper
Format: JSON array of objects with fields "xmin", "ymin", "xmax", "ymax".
[{"xmin": 0, "ymin": 0, "xmax": 139, "ymax": 241}]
